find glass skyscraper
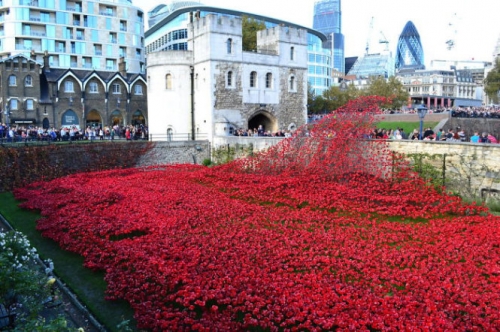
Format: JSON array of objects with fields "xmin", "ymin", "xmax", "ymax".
[
  {"xmin": 312, "ymin": 0, "xmax": 345, "ymax": 74},
  {"xmin": 395, "ymin": 21, "xmax": 425, "ymax": 71}
]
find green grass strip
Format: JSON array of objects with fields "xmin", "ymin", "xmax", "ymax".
[
  {"xmin": 0, "ymin": 192, "xmax": 137, "ymax": 332},
  {"xmin": 376, "ymin": 121, "xmax": 440, "ymax": 135}
]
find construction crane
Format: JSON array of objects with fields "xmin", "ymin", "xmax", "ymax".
[
  {"xmin": 379, "ymin": 31, "xmax": 389, "ymax": 52},
  {"xmin": 445, "ymin": 13, "xmax": 458, "ymax": 50},
  {"xmin": 365, "ymin": 16, "xmax": 374, "ymax": 54}
]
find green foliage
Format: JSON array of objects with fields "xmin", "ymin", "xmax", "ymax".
[
  {"xmin": 376, "ymin": 121, "xmax": 439, "ymax": 135},
  {"xmin": 0, "ymin": 230, "xmax": 72, "ymax": 331},
  {"xmin": 0, "ymin": 193, "xmax": 136, "ymax": 331},
  {"xmin": 363, "ymin": 76, "xmax": 409, "ymax": 109},
  {"xmin": 406, "ymin": 153, "xmax": 445, "ymax": 191},
  {"xmin": 212, "ymin": 144, "xmax": 254, "ymax": 165},
  {"xmin": 202, "ymin": 158, "xmax": 212, "ymax": 167},
  {"xmin": 317, "ymin": 82, "xmax": 361, "ymax": 113},
  {"xmin": 242, "ymin": 16, "xmax": 266, "ymax": 51},
  {"xmin": 485, "ymin": 58, "xmax": 500, "ymax": 104}
]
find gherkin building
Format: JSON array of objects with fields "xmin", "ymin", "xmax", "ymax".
[{"xmin": 395, "ymin": 21, "xmax": 425, "ymax": 71}]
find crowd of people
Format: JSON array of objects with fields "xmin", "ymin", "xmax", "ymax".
[
  {"xmin": 0, "ymin": 123, "xmax": 148, "ymax": 143},
  {"xmin": 233, "ymin": 125, "xmax": 293, "ymax": 138},
  {"xmin": 451, "ymin": 106, "xmax": 500, "ymax": 118},
  {"xmin": 371, "ymin": 126, "xmax": 499, "ymax": 144}
]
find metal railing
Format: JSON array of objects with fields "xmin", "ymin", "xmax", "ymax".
[{"xmin": 149, "ymin": 133, "xmax": 208, "ymax": 141}]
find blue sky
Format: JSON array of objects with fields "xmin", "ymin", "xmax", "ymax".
[{"xmin": 138, "ymin": 0, "xmax": 500, "ymax": 66}]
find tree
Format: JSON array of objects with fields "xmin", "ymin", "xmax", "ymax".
[
  {"xmin": 242, "ymin": 16, "xmax": 266, "ymax": 52},
  {"xmin": 307, "ymin": 85, "xmax": 327, "ymax": 114},
  {"xmin": 321, "ymin": 82, "xmax": 361, "ymax": 112},
  {"xmin": 364, "ymin": 76, "xmax": 409, "ymax": 109},
  {"xmin": 485, "ymin": 58, "xmax": 500, "ymax": 104}
]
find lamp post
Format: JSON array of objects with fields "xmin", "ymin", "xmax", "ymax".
[
  {"xmin": 417, "ymin": 105, "xmax": 428, "ymax": 140},
  {"xmin": 4, "ymin": 103, "xmax": 10, "ymax": 128}
]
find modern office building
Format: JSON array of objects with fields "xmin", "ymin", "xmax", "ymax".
[
  {"xmin": 395, "ymin": 21, "xmax": 425, "ymax": 72},
  {"xmin": 312, "ymin": 0, "xmax": 345, "ymax": 75},
  {"xmin": 347, "ymin": 52, "xmax": 395, "ymax": 79},
  {"xmin": 145, "ymin": 2, "xmax": 333, "ymax": 96},
  {"xmin": 0, "ymin": 0, "xmax": 146, "ymax": 73}
]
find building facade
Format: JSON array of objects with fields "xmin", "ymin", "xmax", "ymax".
[
  {"xmin": 0, "ymin": 53, "xmax": 147, "ymax": 129},
  {"xmin": 145, "ymin": 2, "xmax": 332, "ymax": 97},
  {"xmin": 0, "ymin": 0, "xmax": 146, "ymax": 74},
  {"xmin": 395, "ymin": 21, "xmax": 425, "ymax": 72},
  {"xmin": 312, "ymin": 0, "xmax": 345, "ymax": 74},
  {"xmin": 397, "ymin": 68, "xmax": 481, "ymax": 109},
  {"xmin": 147, "ymin": 14, "xmax": 308, "ymax": 141}
]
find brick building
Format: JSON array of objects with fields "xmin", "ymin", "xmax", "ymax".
[{"xmin": 0, "ymin": 52, "xmax": 147, "ymax": 129}]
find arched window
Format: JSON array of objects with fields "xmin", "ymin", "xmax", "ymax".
[
  {"xmin": 167, "ymin": 128, "xmax": 173, "ymax": 141},
  {"xmin": 227, "ymin": 71, "xmax": 233, "ymax": 87},
  {"xmin": 64, "ymin": 80, "xmax": 74, "ymax": 92},
  {"xmin": 165, "ymin": 74, "xmax": 172, "ymax": 90},
  {"xmin": 265, "ymin": 72, "xmax": 272, "ymax": 88},
  {"xmin": 25, "ymin": 75, "xmax": 33, "ymax": 87},
  {"xmin": 289, "ymin": 75, "xmax": 295, "ymax": 91},
  {"xmin": 250, "ymin": 71, "xmax": 257, "ymax": 88},
  {"xmin": 89, "ymin": 82, "xmax": 99, "ymax": 93},
  {"xmin": 9, "ymin": 99, "xmax": 18, "ymax": 110},
  {"xmin": 134, "ymin": 84, "xmax": 143, "ymax": 95},
  {"xmin": 290, "ymin": 46, "xmax": 295, "ymax": 61},
  {"xmin": 8, "ymin": 75, "xmax": 16, "ymax": 86},
  {"xmin": 26, "ymin": 99, "xmax": 34, "ymax": 110},
  {"xmin": 226, "ymin": 38, "xmax": 232, "ymax": 54}
]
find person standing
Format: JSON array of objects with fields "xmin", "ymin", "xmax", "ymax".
[{"xmin": 470, "ymin": 132, "xmax": 480, "ymax": 143}]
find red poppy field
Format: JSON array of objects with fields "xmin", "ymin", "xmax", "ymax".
[{"xmin": 13, "ymin": 97, "xmax": 500, "ymax": 331}]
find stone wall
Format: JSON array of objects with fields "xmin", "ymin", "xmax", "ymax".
[
  {"xmin": 388, "ymin": 140, "xmax": 500, "ymax": 197},
  {"xmin": 0, "ymin": 141, "xmax": 211, "ymax": 192}
]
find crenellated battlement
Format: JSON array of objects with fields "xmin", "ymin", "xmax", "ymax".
[
  {"xmin": 257, "ymin": 25, "xmax": 306, "ymax": 45},
  {"xmin": 190, "ymin": 13, "xmax": 242, "ymax": 36}
]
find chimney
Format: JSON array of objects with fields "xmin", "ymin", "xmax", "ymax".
[
  {"xmin": 119, "ymin": 57, "xmax": 127, "ymax": 76},
  {"xmin": 43, "ymin": 50, "xmax": 50, "ymax": 71},
  {"xmin": 30, "ymin": 49, "xmax": 36, "ymax": 60}
]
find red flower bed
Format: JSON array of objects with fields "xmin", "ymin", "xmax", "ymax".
[{"xmin": 13, "ymin": 97, "xmax": 500, "ymax": 331}]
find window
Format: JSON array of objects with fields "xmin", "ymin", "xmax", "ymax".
[
  {"xmin": 25, "ymin": 75, "xmax": 32, "ymax": 86},
  {"xmin": 250, "ymin": 71, "xmax": 257, "ymax": 88},
  {"xmin": 26, "ymin": 99, "xmax": 34, "ymax": 110},
  {"xmin": 112, "ymin": 83, "xmax": 120, "ymax": 94},
  {"xmin": 165, "ymin": 74, "xmax": 172, "ymax": 90},
  {"xmin": 89, "ymin": 82, "xmax": 98, "ymax": 93},
  {"xmin": 265, "ymin": 72, "xmax": 272, "ymax": 88},
  {"xmin": 134, "ymin": 84, "xmax": 143, "ymax": 95},
  {"xmin": 10, "ymin": 99, "xmax": 18, "ymax": 110},
  {"xmin": 227, "ymin": 71, "xmax": 233, "ymax": 87},
  {"xmin": 290, "ymin": 47, "xmax": 295, "ymax": 61},
  {"xmin": 289, "ymin": 75, "xmax": 295, "ymax": 91},
  {"xmin": 226, "ymin": 38, "xmax": 232, "ymax": 54},
  {"xmin": 8, "ymin": 75, "xmax": 16, "ymax": 86},
  {"xmin": 64, "ymin": 80, "xmax": 74, "ymax": 92}
]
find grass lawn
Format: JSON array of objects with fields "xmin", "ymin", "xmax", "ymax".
[
  {"xmin": 0, "ymin": 192, "xmax": 137, "ymax": 332},
  {"xmin": 376, "ymin": 121, "xmax": 440, "ymax": 135}
]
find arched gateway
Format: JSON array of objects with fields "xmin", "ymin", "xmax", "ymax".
[{"xmin": 248, "ymin": 111, "xmax": 277, "ymax": 133}]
